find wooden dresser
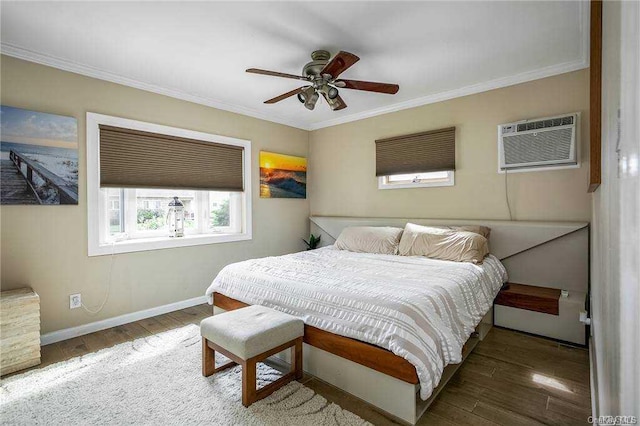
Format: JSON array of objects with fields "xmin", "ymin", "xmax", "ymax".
[{"xmin": 1, "ymin": 288, "xmax": 41, "ymax": 376}]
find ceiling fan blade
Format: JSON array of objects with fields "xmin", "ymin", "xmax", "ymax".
[
  {"xmin": 338, "ymin": 79, "xmax": 399, "ymax": 94},
  {"xmin": 246, "ymin": 68, "xmax": 308, "ymax": 81},
  {"xmin": 264, "ymin": 87, "xmax": 306, "ymax": 104},
  {"xmin": 321, "ymin": 51, "xmax": 359, "ymax": 79},
  {"xmin": 321, "ymin": 92, "xmax": 347, "ymax": 111}
]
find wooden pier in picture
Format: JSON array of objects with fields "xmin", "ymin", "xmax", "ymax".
[{"xmin": 1, "ymin": 150, "xmax": 78, "ymax": 205}]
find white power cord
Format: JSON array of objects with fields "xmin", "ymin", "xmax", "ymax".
[
  {"xmin": 504, "ymin": 168, "xmax": 513, "ymax": 220},
  {"xmin": 81, "ymin": 242, "xmax": 115, "ymax": 315}
]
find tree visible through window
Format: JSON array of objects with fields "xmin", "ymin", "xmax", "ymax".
[
  {"xmin": 211, "ymin": 198, "xmax": 230, "ymax": 227},
  {"xmin": 137, "ymin": 208, "xmax": 166, "ymax": 230},
  {"xmin": 209, "ymin": 191, "xmax": 231, "ymax": 228}
]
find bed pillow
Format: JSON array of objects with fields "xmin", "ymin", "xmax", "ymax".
[
  {"xmin": 428, "ymin": 225, "xmax": 491, "ymax": 239},
  {"xmin": 398, "ymin": 223, "xmax": 489, "ymax": 264},
  {"xmin": 447, "ymin": 225, "xmax": 491, "ymax": 239},
  {"xmin": 334, "ymin": 226, "xmax": 404, "ymax": 255}
]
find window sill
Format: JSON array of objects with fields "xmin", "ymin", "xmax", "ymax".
[
  {"xmin": 88, "ymin": 232, "xmax": 251, "ymax": 256},
  {"xmin": 377, "ymin": 178, "xmax": 455, "ymax": 190},
  {"xmin": 378, "ymin": 181, "xmax": 454, "ymax": 189},
  {"xmin": 377, "ymin": 172, "xmax": 455, "ymax": 190}
]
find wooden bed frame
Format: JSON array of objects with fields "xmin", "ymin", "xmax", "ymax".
[
  {"xmin": 214, "ymin": 291, "xmax": 486, "ymax": 424},
  {"xmin": 213, "ymin": 292, "xmax": 420, "ymax": 384}
]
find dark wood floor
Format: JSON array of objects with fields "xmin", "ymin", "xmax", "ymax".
[
  {"xmin": 20, "ymin": 304, "xmax": 591, "ymax": 425},
  {"xmin": 312, "ymin": 327, "xmax": 592, "ymax": 426}
]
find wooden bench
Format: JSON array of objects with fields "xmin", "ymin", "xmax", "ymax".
[{"xmin": 200, "ymin": 305, "xmax": 304, "ymax": 407}]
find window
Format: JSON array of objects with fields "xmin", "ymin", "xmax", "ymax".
[
  {"xmin": 105, "ymin": 188, "xmax": 242, "ymax": 240},
  {"xmin": 375, "ymin": 127, "xmax": 456, "ymax": 190},
  {"xmin": 87, "ymin": 113, "xmax": 252, "ymax": 256},
  {"xmin": 378, "ymin": 171, "xmax": 454, "ymax": 189}
]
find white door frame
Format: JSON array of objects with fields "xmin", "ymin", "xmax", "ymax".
[{"xmin": 618, "ymin": 0, "xmax": 640, "ymax": 415}]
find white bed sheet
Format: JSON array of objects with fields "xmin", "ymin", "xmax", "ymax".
[{"xmin": 205, "ymin": 246, "xmax": 507, "ymax": 400}]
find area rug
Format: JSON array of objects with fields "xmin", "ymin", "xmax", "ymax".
[{"xmin": 0, "ymin": 324, "xmax": 369, "ymax": 425}]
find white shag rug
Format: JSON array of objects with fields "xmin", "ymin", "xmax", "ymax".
[{"xmin": 0, "ymin": 324, "xmax": 370, "ymax": 425}]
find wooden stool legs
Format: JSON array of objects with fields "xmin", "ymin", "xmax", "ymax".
[
  {"xmin": 242, "ymin": 358, "xmax": 257, "ymax": 407},
  {"xmin": 202, "ymin": 338, "xmax": 214, "ymax": 376},
  {"xmin": 202, "ymin": 338, "xmax": 236, "ymax": 377},
  {"xmin": 201, "ymin": 337, "xmax": 304, "ymax": 407},
  {"xmin": 244, "ymin": 337, "xmax": 303, "ymax": 407}
]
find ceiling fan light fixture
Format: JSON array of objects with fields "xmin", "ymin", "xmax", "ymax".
[
  {"xmin": 327, "ymin": 86, "xmax": 339, "ymax": 99},
  {"xmin": 304, "ymin": 91, "xmax": 319, "ymax": 110},
  {"xmin": 298, "ymin": 86, "xmax": 315, "ymax": 105}
]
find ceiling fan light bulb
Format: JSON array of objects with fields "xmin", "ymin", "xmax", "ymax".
[
  {"xmin": 297, "ymin": 93, "xmax": 306, "ymax": 103},
  {"xmin": 305, "ymin": 92, "xmax": 319, "ymax": 110},
  {"xmin": 328, "ymin": 87, "xmax": 339, "ymax": 99}
]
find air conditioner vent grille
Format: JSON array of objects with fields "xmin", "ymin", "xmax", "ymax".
[
  {"xmin": 516, "ymin": 115, "xmax": 574, "ymax": 132},
  {"xmin": 503, "ymin": 128, "xmax": 573, "ymax": 165}
]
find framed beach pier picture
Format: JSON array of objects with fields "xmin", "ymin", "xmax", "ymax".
[
  {"xmin": 259, "ymin": 151, "xmax": 307, "ymax": 199},
  {"xmin": 1, "ymin": 106, "xmax": 78, "ymax": 205}
]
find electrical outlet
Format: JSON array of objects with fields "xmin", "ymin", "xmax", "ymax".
[{"xmin": 69, "ymin": 293, "xmax": 82, "ymax": 309}]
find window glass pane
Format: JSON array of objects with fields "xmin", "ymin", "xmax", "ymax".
[
  {"xmin": 107, "ymin": 188, "xmax": 123, "ymax": 235},
  {"xmin": 135, "ymin": 189, "xmax": 197, "ymax": 231},
  {"xmin": 387, "ymin": 171, "xmax": 449, "ymax": 182},
  {"xmin": 209, "ymin": 191, "xmax": 231, "ymax": 228}
]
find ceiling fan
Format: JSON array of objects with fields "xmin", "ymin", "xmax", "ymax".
[{"xmin": 246, "ymin": 50, "xmax": 399, "ymax": 111}]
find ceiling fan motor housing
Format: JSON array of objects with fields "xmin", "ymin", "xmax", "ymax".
[{"xmin": 302, "ymin": 50, "xmax": 331, "ymax": 78}]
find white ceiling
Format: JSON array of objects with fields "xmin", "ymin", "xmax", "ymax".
[{"xmin": 1, "ymin": 2, "xmax": 588, "ymax": 130}]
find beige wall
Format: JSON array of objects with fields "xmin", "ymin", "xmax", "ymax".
[
  {"xmin": 0, "ymin": 56, "xmax": 592, "ymax": 336},
  {"xmin": 309, "ymin": 70, "xmax": 591, "ymax": 222},
  {"xmin": 0, "ymin": 56, "xmax": 309, "ymax": 333}
]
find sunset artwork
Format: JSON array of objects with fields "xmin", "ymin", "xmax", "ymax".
[{"xmin": 260, "ymin": 151, "xmax": 307, "ymax": 199}]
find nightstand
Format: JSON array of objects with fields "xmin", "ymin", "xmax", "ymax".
[{"xmin": 494, "ymin": 282, "xmax": 586, "ymax": 345}]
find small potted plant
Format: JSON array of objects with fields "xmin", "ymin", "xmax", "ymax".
[{"xmin": 302, "ymin": 234, "xmax": 321, "ymax": 250}]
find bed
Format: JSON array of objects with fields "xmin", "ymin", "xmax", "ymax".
[
  {"xmin": 205, "ymin": 216, "xmax": 589, "ymax": 424},
  {"xmin": 205, "ymin": 246, "xmax": 507, "ymax": 393}
]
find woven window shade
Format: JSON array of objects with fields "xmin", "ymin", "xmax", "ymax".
[
  {"xmin": 375, "ymin": 127, "xmax": 455, "ymax": 176},
  {"xmin": 99, "ymin": 125, "xmax": 244, "ymax": 191}
]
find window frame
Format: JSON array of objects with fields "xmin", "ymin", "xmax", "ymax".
[
  {"xmin": 377, "ymin": 170, "xmax": 455, "ymax": 190},
  {"xmin": 87, "ymin": 112, "xmax": 252, "ymax": 256}
]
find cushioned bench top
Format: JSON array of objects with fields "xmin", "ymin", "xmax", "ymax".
[{"xmin": 200, "ymin": 305, "xmax": 304, "ymax": 360}]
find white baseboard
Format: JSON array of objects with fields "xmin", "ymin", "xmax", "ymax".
[{"xmin": 40, "ymin": 295, "xmax": 209, "ymax": 346}]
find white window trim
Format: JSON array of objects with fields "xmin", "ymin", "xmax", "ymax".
[
  {"xmin": 378, "ymin": 171, "xmax": 455, "ymax": 190},
  {"xmin": 87, "ymin": 112, "xmax": 252, "ymax": 256}
]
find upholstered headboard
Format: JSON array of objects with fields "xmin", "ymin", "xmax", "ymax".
[{"xmin": 310, "ymin": 216, "xmax": 589, "ymax": 293}]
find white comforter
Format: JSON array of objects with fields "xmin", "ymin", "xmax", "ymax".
[{"xmin": 205, "ymin": 246, "xmax": 507, "ymax": 400}]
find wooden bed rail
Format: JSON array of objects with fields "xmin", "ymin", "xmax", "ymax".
[{"xmin": 213, "ymin": 292, "xmax": 420, "ymax": 384}]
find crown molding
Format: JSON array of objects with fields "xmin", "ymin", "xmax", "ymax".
[
  {"xmin": 0, "ymin": 42, "xmax": 310, "ymax": 131},
  {"xmin": 308, "ymin": 58, "xmax": 588, "ymax": 131},
  {"xmin": 1, "ymin": 0, "xmax": 589, "ymax": 133}
]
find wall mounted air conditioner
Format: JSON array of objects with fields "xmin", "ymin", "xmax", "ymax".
[{"xmin": 498, "ymin": 112, "xmax": 579, "ymax": 172}]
